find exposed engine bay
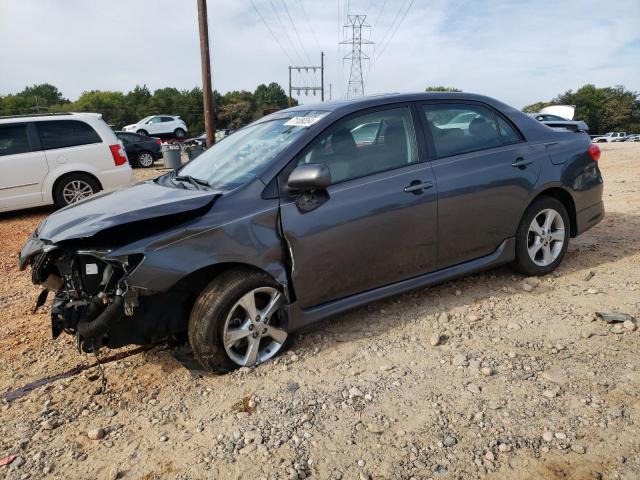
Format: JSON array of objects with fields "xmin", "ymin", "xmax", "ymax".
[{"xmin": 28, "ymin": 245, "xmax": 187, "ymax": 353}]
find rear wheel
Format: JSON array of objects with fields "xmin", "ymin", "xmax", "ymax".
[
  {"xmin": 136, "ymin": 129, "xmax": 148, "ymax": 136},
  {"xmin": 512, "ymin": 196, "xmax": 569, "ymax": 276},
  {"xmin": 174, "ymin": 128, "xmax": 186, "ymax": 139},
  {"xmin": 53, "ymin": 173, "xmax": 100, "ymax": 207},
  {"xmin": 135, "ymin": 151, "xmax": 155, "ymax": 168},
  {"xmin": 188, "ymin": 269, "xmax": 289, "ymax": 373}
]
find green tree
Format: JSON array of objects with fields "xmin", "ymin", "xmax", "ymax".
[
  {"xmin": 522, "ymin": 101, "xmax": 552, "ymax": 113},
  {"xmin": 524, "ymin": 84, "xmax": 640, "ymax": 133},
  {"xmin": 254, "ymin": 82, "xmax": 289, "ymax": 110}
]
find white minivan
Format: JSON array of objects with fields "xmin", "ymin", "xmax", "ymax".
[{"xmin": 0, "ymin": 112, "xmax": 134, "ymax": 213}]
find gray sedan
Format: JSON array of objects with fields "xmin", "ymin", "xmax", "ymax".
[{"xmin": 20, "ymin": 93, "xmax": 604, "ymax": 372}]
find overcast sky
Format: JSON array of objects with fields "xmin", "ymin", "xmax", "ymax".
[{"xmin": 1, "ymin": 0, "xmax": 639, "ymax": 108}]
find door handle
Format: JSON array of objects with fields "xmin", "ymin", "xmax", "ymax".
[
  {"xmin": 403, "ymin": 181, "xmax": 433, "ymax": 194},
  {"xmin": 512, "ymin": 157, "xmax": 534, "ymax": 168}
]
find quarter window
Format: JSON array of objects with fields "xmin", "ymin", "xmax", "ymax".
[
  {"xmin": 297, "ymin": 107, "xmax": 418, "ymax": 184},
  {"xmin": 36, "ymin": 120, "xmax": 101, "ymax": 150},
  {"xmin": 496, "ymin": 116, "xmax": 522, "ymax": 143},
  {"xmin": 422, "ymin": 104, "xmax": 502, "ymax": 158},
  {"xmin": 0, "ymin": 124, "xmax": 31, "ymax": 156},
  {"xmin": 161, "ymin": 116, "xmax": 174, "ymax": 122}
]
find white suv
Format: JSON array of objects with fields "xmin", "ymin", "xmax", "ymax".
[
  {"xmin": 0, "ymin": 112, "xmax": 134, "ymax": 213},
  {"xmin": 122, "ymin": 115, "xmax": 188, "ymax": 138}
]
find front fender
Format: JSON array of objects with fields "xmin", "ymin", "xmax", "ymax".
[{"xmin": 120, "ymin": 198, "xmax": 289, "ymax": 296}]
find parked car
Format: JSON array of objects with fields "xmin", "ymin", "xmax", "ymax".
[
  {"xmin": 115, "ymin": 131, "xmax": 162, "ymax": 168},
  {"xmin": 530, "ymin": 113, "xmax": 567, "ymax": 122},
  {"xmin": 0, "ymin": 112, "xmax": 133, "ymax": 213},
  {"xmin": 592, "ymin": 132, "xmax": 627, "ymax": 143},
  {"xmin": 624, "ymin": 134, "xmax": 640, "ymax": 142},
  {"xmin": 122, "ymin": 115, "xmax": 188, "ymax": 139},
  {"xmin": 19, "ymin": 93, "xmax": 604, "ymax": 372}
]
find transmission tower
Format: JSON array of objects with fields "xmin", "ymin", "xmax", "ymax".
[{"xmin": 340, "ymin": 15, "xmax": 373, "ymax": 99}]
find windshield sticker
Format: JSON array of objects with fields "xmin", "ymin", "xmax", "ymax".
[{"xmin": 283, "ymin": 116, "xmax": 322, "ymax": 127}]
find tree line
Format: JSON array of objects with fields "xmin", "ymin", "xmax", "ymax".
[
  {"xmin": 2, "ymin": 83, "xmax": 637, "ymax": 135},
  {"xmin": 0, "ymin": 82, "xmax": 294, "ymax": 134}
]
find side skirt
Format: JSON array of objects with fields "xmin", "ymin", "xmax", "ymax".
[{"xmin": 284, "ymin": 238, "xmax": 516, "ymax": 331}]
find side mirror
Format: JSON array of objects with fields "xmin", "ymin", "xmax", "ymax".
[{"xmin": 287, "ymin": 164, "xmax": 331, "ymax": 192}]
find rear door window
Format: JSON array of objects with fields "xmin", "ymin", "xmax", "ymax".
[
  {"xmin": 0, "ymin": 123, "xmax": 31, "ymax": 156},
  {"xmin": 161, "ymin": 116, "xmax": 174, "ymax": 122},
  {"xmin": 422, "ymin": 104, "xmax": 502, "ymax": 158},
  {"xmin": 36, "ymin": 120, "xmax": 101, "ymax": 150}
]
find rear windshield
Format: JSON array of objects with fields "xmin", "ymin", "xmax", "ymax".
[{"xmin": 36, "ymin": 120, "xmax": 102, "ymax": 150}]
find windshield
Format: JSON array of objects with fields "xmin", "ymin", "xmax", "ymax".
[
  {"xmin": 176, "ymin": 111, "xmax": 328, "ymax": 191},
  {"xmin": 138, "ymin": 116, "xmax": 153, "ymax": 124}
]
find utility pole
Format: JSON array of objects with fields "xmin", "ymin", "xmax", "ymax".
[
  {"xmin": 288, "ymin": 52, "xmax": 325, "ymax": 105},
  {"xmin": 341, "ymin": 15, "xmax": 373, "ymax": 99},
  {"xmin": 329, "ymin": 83, "xmax": 332, "ymax": 101},
  {"xmin": 288, "ymin": 67, "xmax": 293, "ymax": 107},
  {"xmin": 320, "ymin": 52, "xmax": 324, "ymax": 101},
  {"xmin": 197, "ymin": 0, "xmax": 215, "ymax": 147}
]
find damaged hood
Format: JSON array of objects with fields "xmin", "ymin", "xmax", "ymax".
[{"xmin": 37, "ymin": 181, "xmax": 220, "ymax": 244}]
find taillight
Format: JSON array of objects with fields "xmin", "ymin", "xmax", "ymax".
[
  {"xmin": 155, "ymin": 139, "xmax": 162, "ymax": 146},
  {"xmin": 588, "ymin": 144, "xmax": 601, "ymax": 162},
  {"xmin": 109, "ymin": 144, "xmax": 128, "ymax": 166}
]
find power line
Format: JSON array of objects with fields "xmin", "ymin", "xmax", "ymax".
[
  {"xmin": 374, "ymin": 0, "xmax": 408, "ymax": 60},
  {"xmin": 371, "ymin": 0, "xmax": 387, "ymax": 32},
  {"xmin": 268, "ymin": 0, "xmax": 305, "ymax": 65},
  {"xmin": 281, "ymin": 0, "xmax": 315, "ymax": 84},
  {"xmin": 249, "ymin": 0, "xmax": 295, "ymax": 64},
  {"xmin": 282, "ymin": 0, "xmax": 312, "ymax": 64},
  {"xmin": 297, "ymin": 0, "xmax": 322, "ymax": 53},
  {"xmin": 375, "ymin": 0, "xmax": 415, "ymax": 63}
]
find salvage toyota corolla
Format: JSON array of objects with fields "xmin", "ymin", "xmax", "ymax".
[{"xmin": 19, "ymin": 93, "xmax": 604, "ymax": 372}]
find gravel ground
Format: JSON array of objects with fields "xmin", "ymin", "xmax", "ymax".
[{"xmin": 0, "ymin": 145, "xmax": 639, "ymax": 480}]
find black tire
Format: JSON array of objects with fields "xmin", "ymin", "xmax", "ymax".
[
  {"xmin": 512, "ymin": 196, "xmax": 570, "ymax": 276},
  {"xmin": 136, "ymin": 129, "xmax": 148, "ymax": 136},
  {"xmin": 174, "ymin": 128, "xmax": 186, "ymax": 139},
  {"xmin": 188, "ymin": 268, "xmax": 290, "ymax": 373},
  {"xmin": 135, "ymin": 150, "xmax": 155, "ymax": 168},
  {"xmin": 53, "ymin": 173, "xmax": 100, "ymax": 208}
]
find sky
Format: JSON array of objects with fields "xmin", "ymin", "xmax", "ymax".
[{"xmin": 0, "ymin": 0, "xmax": 639, "ymax": 109}]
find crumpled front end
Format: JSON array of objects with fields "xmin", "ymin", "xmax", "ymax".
[{"xmin": 20, "ymin": 238, "xmax": 145, "ymax": 352}]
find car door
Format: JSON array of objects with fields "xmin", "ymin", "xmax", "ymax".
[
  {"xmin": 146, "ymin": 116, "xmax": 162, "ymax": 134},
  {"xmin": 0, "ymin": 122, "xmax": 49, "ymax": 210},
  {"xmin": 120, "ymin": 133, "xmax": 140, "ymax": 158},
  {"xmin": 160, "ymin": 116, "xmax": 176, "ymax": 134},
  {"xmin": 279, "ymin": 105, "xmax": 438, "ymax": 309},
  {"xmin": 36, "ymin": 120, "xmax": 105, "ymax": 174},
  {"xmin": 419, "ymin": 102, "xmax": 542, "ymax": 269}
]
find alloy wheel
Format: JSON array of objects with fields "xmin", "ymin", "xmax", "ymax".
[
  {"xmin": 222, "ymin": 287, "xmax": 287, "ymax": 367},
  {"xmin": 138, "ymin": 152, "xmax": 154, "ymax": 167},
  {"xmin": 527, "ymin": 208, "xmax": 565, "ymax": 266},
  {"xmin": 62, "ymin": 180, "xmax": 94, "ymax": 205}
]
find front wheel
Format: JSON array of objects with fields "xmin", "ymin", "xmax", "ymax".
[
  {"xmin": 174, "ymin": 128, "xmax": 186, "ymax": 139},
  {"xmin": 188, "ymin": 269, "xmax": 290, "ymax": 373},
  {"xmin": 136, "ymin": 129, "xmax": 148, "ymax": 137},
  {"xmin": 512, "ymin": 196, "xmax": 570, "ymax": 276}
]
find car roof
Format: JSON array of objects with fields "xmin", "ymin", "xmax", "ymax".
[
  {"xmin": 281, "ymin": 92, "xmax": 515, "ymax": 115},
  {"xmin": 0, "ymin": 112, "xmax": 102, "ymax": 125}
]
